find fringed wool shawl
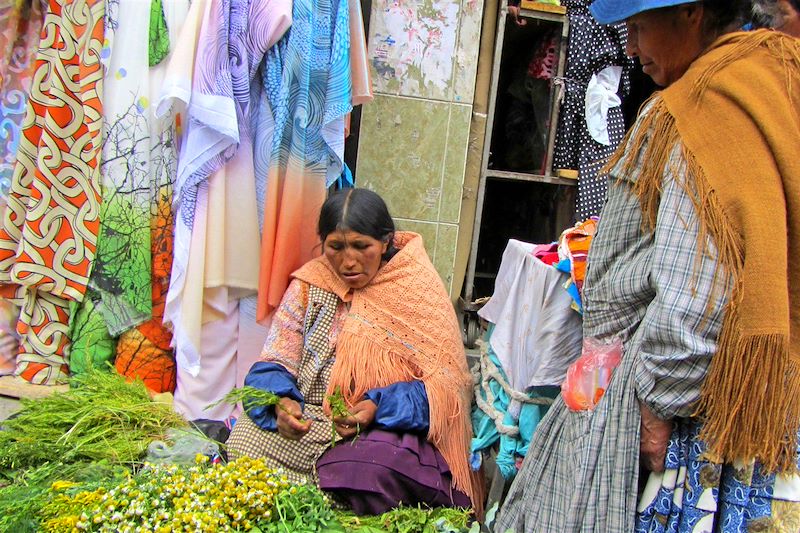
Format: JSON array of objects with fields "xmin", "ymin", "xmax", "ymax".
[{"xmin": 292, "ymin": 231, "xmax": 484, "ymax": 508}]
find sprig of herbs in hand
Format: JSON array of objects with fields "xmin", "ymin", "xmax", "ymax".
[
  {"xmin": 205, "ymin": 386, "xmax": 293, "ymax": 416},
  {"xmin": 208, "ymin": 386, "xmax": 360, "ymax": 446},
  {"xmin": 326, "ymin": 386, "xmax": 359, "ymax": 446}
]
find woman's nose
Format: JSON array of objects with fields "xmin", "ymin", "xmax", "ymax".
[{"xmin": 342, "ymin": 248, "xmax": 358, "ymax": 265}]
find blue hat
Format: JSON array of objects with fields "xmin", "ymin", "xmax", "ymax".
[{"xmin": 589, "ymin": 0, "xmax": 698, "ymax": 25}]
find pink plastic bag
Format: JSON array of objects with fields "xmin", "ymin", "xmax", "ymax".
[{"xmin": 561, "ymin": 337, "xmax": 623, "ymax": 411}]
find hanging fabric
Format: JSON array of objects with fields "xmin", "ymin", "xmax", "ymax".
[
  {"xmin": 68, "ymin": 0, "xmax": 189, "ymax": 391},
  {"xmin": 112, "ymin": 0, "xmax": 188, "ymax": 394},
  {"xmin": 255, "ymin": 0, "xmax": 354, "ymax": 320},
  {"xmin": 88, "ymin": 0, "xmax": 170, "ymax": 338},
  {"xmin": 0, "ymin": 0, "xmax": 46, "ymax": 377},
  {"xmin": 160, "ymin": 0, "xmax": 291, "ymax": 378},
  {"xmin": 0, "ymin": 0, "xmax": 105, "ymax": 384}
]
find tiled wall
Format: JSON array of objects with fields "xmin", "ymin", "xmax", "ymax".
[{"xmin": 356, "ymin": 0, "xmax": 484, "ymax": 296}]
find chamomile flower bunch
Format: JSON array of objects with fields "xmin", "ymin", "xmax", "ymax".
[{"xmin": 40, "ymin": 456, "xmax": 291, "ymax": 532}]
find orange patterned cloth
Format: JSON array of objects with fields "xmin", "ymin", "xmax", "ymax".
[
  {"xmin": 0, "ymin": 0, "xmax": 105, "ymax": 384},
  {"xmin": 292, "ymin": 232, "xmax": 484, "ymax": 510}
]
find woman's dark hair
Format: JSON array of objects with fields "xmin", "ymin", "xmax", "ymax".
[
  {"xmin": 701, "ymin": 0, "xmax": 753, "ymax": 32},
  {"xmin": 318, "ymin": 188, "xmax": 398, "ymax": 261},
  {"xmin": 751, "ymin": 0, "xmax": 800, "ymax": 28}
]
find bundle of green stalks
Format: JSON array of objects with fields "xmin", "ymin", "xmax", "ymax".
[
  {"xmin": 334, "ymin": 506, "xmax": 473, "ymax": 533},
  {"xmin": 0, "ymin": 368, "xmax": 188, "ymax": 469},
  {"xmin": 207, "ymin": 385, "xmax": 283, "ymax": 412}
]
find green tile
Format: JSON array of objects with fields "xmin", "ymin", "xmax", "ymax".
[
  {"xmin": 356, "ymin": 95, "xmax": 450, "ymax": 222},
  {"xmin": 434, "ymin": 223, "xmax": 459, "ymax": 295},
  {"xmin": 393, "ymin": 218, "xmax": 438, "ymax": 260},
  {"xmin": 452, "ymin": 0, "xmax": 484, "ymax": 104},
  {"xmin": 440, "ymin": 103, "xmax": 471, "ymax": 223}
]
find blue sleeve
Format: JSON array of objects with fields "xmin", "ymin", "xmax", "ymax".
[
  {"xmin": 243, "ymin": 362, "xmax": 305, "ymax": 431},
  {"xmin": 364, "ymin": 380, "xmax": 430, "ymax": 433}
]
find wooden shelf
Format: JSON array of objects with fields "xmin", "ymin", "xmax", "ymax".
[
  {"xmin": 0, "ymin": 375, "xmax": 68, "ymax": 399},
  {"xmin": 519, "ymin": 1, "xmax": 567, "ymax": 15},
  {"xmin": 485, "ymin": 168, "xmax": 578, "ymax": 187},
  {"xmin": 464, "ymin": 1, "xmax": 572, "ymax": 305},
  {"xmin": 556, "ymin": 168, "xmax": 579, "ymax": 180}
]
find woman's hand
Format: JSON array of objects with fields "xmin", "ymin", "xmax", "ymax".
[
  {"xmin": 276, "ymin": 397, "xmax": 311, "ymax": 440},
  {"xmin": 333, "ymin": 399, "xmax": 378, "ymax": 439},
  {"xmin": 639, "ymin": 401, "xmax": 673, "ymax": 473}
]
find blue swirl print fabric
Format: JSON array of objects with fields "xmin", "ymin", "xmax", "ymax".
[
  {"xmin": 258, "ymin": 0, "xmax": 351, "ymax": 188},
  {"xmin": 636, "ymin": 421, "xmax": 800, "ymax": 533},
  {"xmin": 252, "ymin": 0, "xmax": 352, "ymax": 319}
]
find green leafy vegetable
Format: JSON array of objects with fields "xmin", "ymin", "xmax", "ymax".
[
  {"xmin": 326, "ymin": 385, "xmax": 359, "ymax": 446},
  {"xmin": 335, "ymin": 505, "xmax": 472, "ymax": 533},
  {"xmin": 0, "ymin": 461, "xmax": 127, "ymax": 533},
  {"xmin": 206, "ymin": 385, "xmax": 283, "ymax": 411},
  {"xmin": 0, "ymin": 368, "xmax": 187, "ymax": 469},
  {"xmin": 257, "ymin": 483, "xmax": 343, "ymax": 533}
]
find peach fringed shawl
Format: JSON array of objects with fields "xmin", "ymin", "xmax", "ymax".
[
  {"xmin": 606, "ymin": 30, "xmax": 800, "ymax": 472},
  {"xmin": 292, "ymin": 232, "xmax": 484, "ymax": 508}
]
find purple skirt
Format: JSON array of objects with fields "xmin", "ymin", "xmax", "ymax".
[{"xmin": 316, "ymin": 429, "xmax": 471, "ymax": 515}]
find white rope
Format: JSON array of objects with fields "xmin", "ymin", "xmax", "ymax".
[{"xmin": 471, "ymin": 340, "xmax": 554, "ymax": 437}]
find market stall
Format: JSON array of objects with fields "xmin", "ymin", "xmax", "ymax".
[{"xmin": 0, "ymin": 370, "xmax": 476, "ymax": 532}]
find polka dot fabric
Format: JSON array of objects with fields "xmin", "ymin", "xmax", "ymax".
[{"xmin": 554, "ymin": 0, "xmax": 632, "ymax": 221}]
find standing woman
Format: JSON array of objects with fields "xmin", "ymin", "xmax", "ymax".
[
  {"xmin": 227, "ymin": 188, "xmax": 483, "ymax": 515},
  {"xmin": 495, "ymin": 0, "xmax": 800, "ymax": 531}
]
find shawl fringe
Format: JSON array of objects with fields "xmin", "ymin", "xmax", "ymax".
[
  {"xmin": 324, "ymin": 330, "xmax": 479, "ymax": 506},
  {"xmin": 695, "ymin": 330, "xmax": 799, "ymax": 473}
]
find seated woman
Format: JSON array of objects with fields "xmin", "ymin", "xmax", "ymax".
[{"xmin": 227, "ymin": 188, "xmax": 482, "ymax": 515}]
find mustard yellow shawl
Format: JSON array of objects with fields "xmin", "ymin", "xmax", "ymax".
[
  {"xmin": 293, "ymin": 232, "xmax": 484, "ymax": 507},
  {"xmin": 608, "ymin": 30, "xmax": 800, "ymax": 472}
]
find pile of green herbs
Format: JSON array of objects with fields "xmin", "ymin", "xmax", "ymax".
[
  {"xmin": 1, "ymin": 375, "xmax": 482, "ymax": 532},
  {"xmin": 252, "ymin": 483, "xmax": 473, "ymax": 533},
  {"xmin": 0, "ymin": 368, "xmax": 188, "ymax": 469},
  {"xmin": 0, "ymin": 460, "xmax": 128, "ymax": 533},
  {"xmin": 2, "ymin": 462, "xmax": 474, "ymax": 533},
  {"xmin": 0, "ymin": 368, "xmax": 188, "ymax": 531},
  {"xmin": 333, "ymin": 506, "xmax": 473, "ymax": 533}
]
